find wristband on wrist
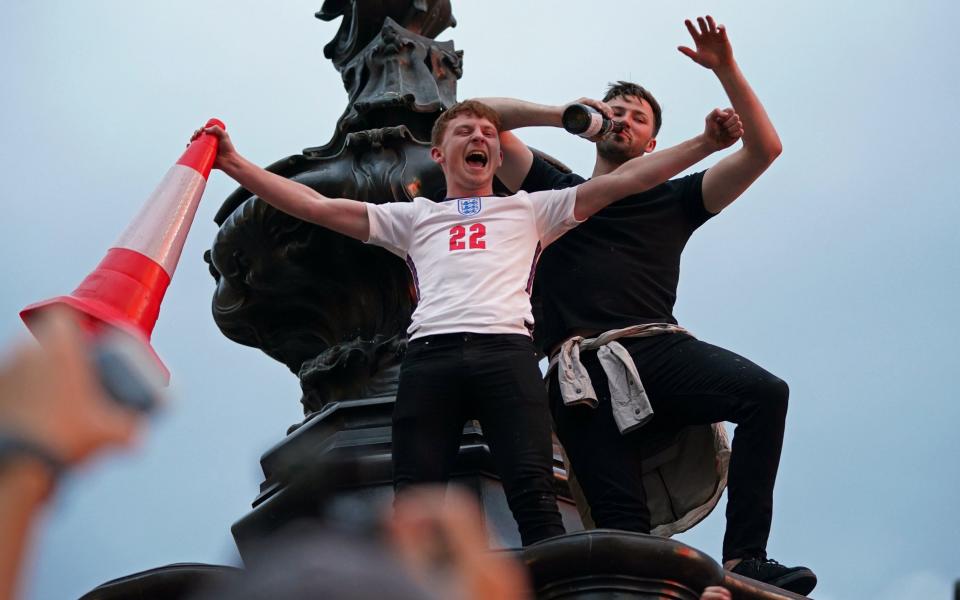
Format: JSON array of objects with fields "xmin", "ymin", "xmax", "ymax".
[{"xmin": 0, "ymin": 431, "xmax": 66, "ymax": 481}]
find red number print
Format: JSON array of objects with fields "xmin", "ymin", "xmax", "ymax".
[
  {"xmin": 449, "ymin": 225, "xmax": 466, "ymax": 250},
  {"xmin": 449, "ymin": 223, "xmax": 487, "ymax": 251},
  {"xmin": 468, "ymin": 223, "xmax": 486, "ymax": 249}
]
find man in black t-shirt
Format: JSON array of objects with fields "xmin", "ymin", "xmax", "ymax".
[{"xmin": 480, "ymin": 16, "xmax": 816, "ymax": 595}]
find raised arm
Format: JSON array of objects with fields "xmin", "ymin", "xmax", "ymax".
[
  {"xmin": 1, "ymin": 310, "xmax": 140, "ymax": 600},
  {"xmin": 678, "ymin": 16, "xmax": 782, "ymax": 213},
  {"xmin": 574, "ymin": 108, "xmax": 743, "ymax": 220},
  {"xmin": 478, "ymin": 97, "xmax": 612, "ymax": 192},
  {"xmin": 201, "ymin": 125, "xmax": 371, "ymax": 241}
]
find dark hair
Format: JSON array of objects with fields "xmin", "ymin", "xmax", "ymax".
[
  {"xmin": 430, "ymin": 100, "xmax": 502, "ymax": 147},
  {"xmin": 603, "ymin": 81, "xmax": 662, "ymax": 136}
]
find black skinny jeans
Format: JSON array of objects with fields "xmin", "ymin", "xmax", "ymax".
[
  {"xmin": 549, "ymin": 333, "xmax": 788, "ymax": 562},
  {"xmin": 393, "ymin": 332, "xmax": 565, "ymax": 546}
]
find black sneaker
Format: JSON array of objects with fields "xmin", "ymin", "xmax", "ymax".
[{"xmin": 730, "ymin": 557, "xmax": 817, "ymax": 595}]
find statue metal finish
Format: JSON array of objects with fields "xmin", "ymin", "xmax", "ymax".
[{"xmin": 206, "ymin": 4, "xmax": 460, "ymax": 415}]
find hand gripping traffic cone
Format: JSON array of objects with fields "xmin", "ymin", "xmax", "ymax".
[{"xmin": 20, "ymin": 118, "xmax": 226, "ymax": 384}]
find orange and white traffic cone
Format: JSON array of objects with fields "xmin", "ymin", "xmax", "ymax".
[{"xmin": 20, "ymin": 118, "xmax": 226, "ymax": 384}]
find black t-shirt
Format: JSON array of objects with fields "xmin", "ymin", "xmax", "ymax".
[{"xmin": 522, "ymin": 155, "xmax": 714, "ymax": 353}]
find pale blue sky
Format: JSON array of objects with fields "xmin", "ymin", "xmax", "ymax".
[{"xmin": 1, "ymin": 2, "xmax": 958, "ymax": 599}]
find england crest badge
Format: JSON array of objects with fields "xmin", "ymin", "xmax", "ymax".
[{"xmin": 457, "ymin": 198, "xmax": 482, "ymax": 216}]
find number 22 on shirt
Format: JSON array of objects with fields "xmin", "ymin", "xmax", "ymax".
[{"xmin": 449, "ymin": 223, "xmax": 487, "ymax": 251}]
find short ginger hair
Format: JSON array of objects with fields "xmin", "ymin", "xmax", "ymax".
[{"xmin": 430, "ymin": 100, "xmax": 502, "ymax": 147}]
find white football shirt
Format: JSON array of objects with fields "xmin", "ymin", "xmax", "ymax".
[{"xmin": 366, "ymin": 188, "xmax": 581, "ymax": 340}]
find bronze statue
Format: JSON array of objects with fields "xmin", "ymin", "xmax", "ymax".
[{"xmin": 206, "ymin": 2, "xmax": 461, "ymax": 415}]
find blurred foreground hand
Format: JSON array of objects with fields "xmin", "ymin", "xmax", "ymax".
[
  {"xmin": 1, "ymin": 309, "xmax": 143, "ymax": 600},
  {"xmin": 701, "ymin": 585, "xmax": 732, "ymax": 600},
  {"xmin": 0, "ymin": 308, "xmax": 140, "ymax": 467},
  {"xmin": 389, "ymin": 486, "xmax": 532, "ymax": 600}
]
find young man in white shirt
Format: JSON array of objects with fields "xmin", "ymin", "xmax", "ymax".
[{"xmin": 200, "ymin": 99, "xmax": 741, "ymax": 545}]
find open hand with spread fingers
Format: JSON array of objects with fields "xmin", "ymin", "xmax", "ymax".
[{"xmin": 678, "ymin": 15, "xmax": 735, "ymax": 71}]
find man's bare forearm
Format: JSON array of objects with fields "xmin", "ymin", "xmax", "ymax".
[
  {"xmin": 475, "ymin": 97, "xmax": 563, "ymax": 131},
  {"xmin": 613, "ymin": 133, "xmax": 713, "ymax": 192},
  {"xmin": 681, "ymin": 19, "xmax": 780, "ymax": 212},
  {"xmin": 478, "ymin": 98, "xmax": 563, "ymax": 191},
  {"xmin": 0, "ymin": 463, "xmax": 52, "ymax": 600},
  {"xmin": 218, "ymin": 153, "xmax": 370, "ymax": 241},
  {"xmin": 713, "ymin": 61, "xmax": 781, "ymax": 160},
  {"xmin": 220, "ymin": 153, "xmax": 325, "ymax": 222},
  {"xmin": 576, "ymin": 134, "xmax": 714, "ymax": 219}
]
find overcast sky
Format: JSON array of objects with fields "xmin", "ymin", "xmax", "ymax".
[{"xmin": 2, "ymin": 2, "xmax": 958, "ymax": 599}]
